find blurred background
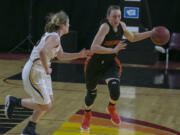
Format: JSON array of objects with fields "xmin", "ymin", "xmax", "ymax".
[{"xmin": 0, "ymin": 0, "xmax": 180, "ymax": 65}]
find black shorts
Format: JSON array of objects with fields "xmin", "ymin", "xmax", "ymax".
[{"xmin": 85, "ymin": 55, "xmax": 121, "ymax": 90}]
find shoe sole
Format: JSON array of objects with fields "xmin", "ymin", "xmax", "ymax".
[
  {"xmin": 21, "ymin": 132, "xmax": 39, "ymax": 135},
  {"xmin": 21, "ymin": 133, "xmax": 39, "ymax": 135},
  {"xmin": 4, "ymin": 95, "xmax": 10, "ymax": 119},
  {"xmin": 106, "ymin": 107, "xmax": 121, "ymax": 126},
  {"xmin": 80, "ymin": 127, "xmax": 90, "ymax": 133}
]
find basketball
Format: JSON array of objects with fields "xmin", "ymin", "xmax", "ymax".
[{"xmin": 151, "ymin": 26, "xmax": 170, "ymax": 45}]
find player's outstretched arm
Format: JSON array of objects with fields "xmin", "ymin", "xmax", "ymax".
[
  {"xmin": 57, "ymin": 48, "xmax": 89, "ymax": 61},
  {"xmin": 121, "ymin": 21, "xmax": 152, "ymax": 42}
]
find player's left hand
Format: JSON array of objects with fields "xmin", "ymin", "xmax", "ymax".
[{"xmin": 79, "ymin": 48, "xmax": 90, "ymax": 58}]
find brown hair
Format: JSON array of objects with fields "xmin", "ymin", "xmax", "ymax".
[
  {"xmin": 45, "ymin": 10, "xmax": 69, "ymax": 32},
  {"xmin": 107, "ymin": 5, "xmax": 121, "ymax": 16}
]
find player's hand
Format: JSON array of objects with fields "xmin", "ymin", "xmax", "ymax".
[
  {"xmin": 79, "ymin": 48, "xmax": 89, "ymax": 58},
  {"xmin": 114, "ymin": 41, "xmax": 127, "ymax": 53},
  {"xmin": 45, "ymin": 67, "xmax": 52, "ymax": 75}
]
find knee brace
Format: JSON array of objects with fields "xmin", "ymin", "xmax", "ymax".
[
  {"xmin": 85, "ymin": 89, "xmax": 97, "ymax": 106},
  {"xmin": 108, "ymin": 79, "xmax": 120, "ymax": 101}
]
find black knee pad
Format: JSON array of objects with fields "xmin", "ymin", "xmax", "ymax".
[
  {"xmin": 85, "ymin": 89, "xmax": 97, "ymax": 106},
  {"xmin": 108, "ymin": 79, "xmax": 120, "ymax": 101}
]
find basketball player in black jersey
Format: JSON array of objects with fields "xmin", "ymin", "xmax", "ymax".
[{"xmin": 81, "ymin": 5, "xmax": 153, "ymax": 130}]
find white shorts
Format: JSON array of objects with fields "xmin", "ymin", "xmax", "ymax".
[{"xmin": 22, "ymin": 59, "xmax": 53, "ymax": 105}]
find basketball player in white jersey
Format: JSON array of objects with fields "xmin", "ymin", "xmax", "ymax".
[{"xmin": 4, "ymin": 11, "xmax": 88, "ymax": 135}]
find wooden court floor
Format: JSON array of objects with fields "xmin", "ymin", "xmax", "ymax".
[{"xmin": 0, "ymin": 58, "xmax": 180, "ymax": 135}]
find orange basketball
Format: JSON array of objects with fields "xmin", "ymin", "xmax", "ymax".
[{"xmin": 151, "ymin": 26, "xmax": 170, "ymax": 45}]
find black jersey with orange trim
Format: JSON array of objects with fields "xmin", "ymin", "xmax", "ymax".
[
  {"xmin": 84, "ymin": 20, "xmax": 124, "ymax": 76},
  {"xmin": 91, "ymin": 19, "xmax": 124, "ymax": 62},
  {"xmin": 102, "ymin": 19, "xmax": 124, "ymax": 48}
]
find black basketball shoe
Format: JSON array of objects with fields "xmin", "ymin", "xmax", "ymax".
[
  {"xmin": 4, "ymin": 95, "xmax": 16, "ymax": 119},
  {"xmin": 21, "ymin": 124, "xmax": 39, "ymax": 135}
]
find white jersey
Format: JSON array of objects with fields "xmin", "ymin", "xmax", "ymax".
[
  {"xmin": 30, "ymin": 32, "xmax": 61, "ymax": 66},
  {"xmin": 22, "ymin": 32, "xmax": 61, "ymax": 105}
]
